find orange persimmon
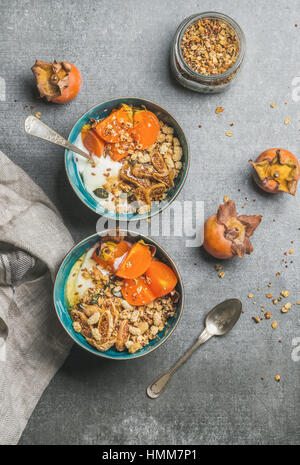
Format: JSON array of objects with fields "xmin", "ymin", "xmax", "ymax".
[
  {"xmin": 249, "ymin": 148, "xmax": 300, "ymax": 195},
  {"xmin": 132, "ymin": 110, "xmax": 160, "ymax": 149},
  {"xmin": 92, "ymin": 241, "xmax": 130, "ymax": 272},
  {"xmin": 115, "ymin": 242, "xmax": 152, "ymax": 279},
  {"xmin": 94, "ymin": 106, "xmax": 132, "ymax": 143},
  {"xmin": 82, "ymin": 129, "xmax": 105, "ymax": 158},
  {"xmin": 145, "ymin": 260, "xmax": 177, "ymax": 298},
  {"xmin": 31, "ymin": 60, "xmax": 82, "ymax": 104},
  {"xmin": 121, "ymin": 276, "xmax": 155, "ymax": 306},
  {"xmin": 203, "ymin": 199, "xmax": 262, "ymax": 259}
]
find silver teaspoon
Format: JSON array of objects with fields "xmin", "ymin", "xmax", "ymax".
[
  {"xmin": 146, "ymin": 298, "xmax": 242, "ymax": 399},
  {"xmin": 24, "ymin": 115, "xmax": 92, "ymax": 161}
]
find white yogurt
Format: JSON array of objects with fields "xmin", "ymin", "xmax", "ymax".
[
  {"xmin": 73, "ymin": 133, "xmax": 122, "ymax": 209},
  {"xmin": 76, "ymin": 243, "xmax": 109, "ymax": 298}
]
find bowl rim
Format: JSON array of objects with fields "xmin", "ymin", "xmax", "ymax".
[
  {"xmin": 53, "ymin": 228, "xmax": 185, "ymax": 360},
  {"xmin": 64, "ymin": 96, "xmax": 190, "ymax": 221}
]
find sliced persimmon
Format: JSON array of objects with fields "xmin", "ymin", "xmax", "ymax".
[
  {"xmin": 107, "ymin": 142, "xmax": 130, "ymax": 161},
  {"xmin": 82, "ymin": 128, "xmax": 105, "ymax": 158},
  {"xmin": 145, "ymin": 260, "xmax": 177, "ymax": 298},
  {"xmin": 121, "ymin": 276, "xmax": 155, "ymax": 306},
  {"xmin": 92, "ymin": 240, "xmax": 130, "ymax": 272},
  {"xmin": 94, "ymin": 106, "xmax": 132, "ymax": 143},
  {"xmin": 115, "ymin": 242, "xmax": 152, "ymax": 279},
  {"xmin": 132, "ymin": 110, "xmax": 159, "ymax": 149}
]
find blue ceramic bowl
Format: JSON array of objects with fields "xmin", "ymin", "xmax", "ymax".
[
  {"xmin": 65, "ymin": 97, "xmax": 189, "ymax": 221},
  {"xmin": 53, "ymin": 230, "xmax": 184, "ymax": 360}
]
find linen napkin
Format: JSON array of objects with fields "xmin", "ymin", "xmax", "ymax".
[{"xmin": 0, "ymin": 150, "xmax": 74, "ymax": 445}]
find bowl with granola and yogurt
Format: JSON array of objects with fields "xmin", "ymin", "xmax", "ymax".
[
  {"xmin": 65, "ymin": 97, "xmax": 189, "ymax": 220},
  {"xmin": 54, "ymin": 230, "xmax": 184, "ymax": 359}
]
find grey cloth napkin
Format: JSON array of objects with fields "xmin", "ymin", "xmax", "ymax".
[{"xmin": 0, "ymin": 150, "xmax": 74, "ymax": 445}]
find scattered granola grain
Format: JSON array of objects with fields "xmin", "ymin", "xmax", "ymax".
[
  {"xmin": 225, "ymin": 131, "xmax": 233, "ymax": 137},
  {"xmin": 229, "ymin": 122, "xmax": 235, "ymax": 126},
  {"xmin": 296, "ymin": 301, "xmax": 300, "ymax": 305},
  {"xmin": 248, "ymin": 293, "xmax": 254, "ymax": 298},
  {"xmin": 272, "ymin": 299, "xmax": 278, "ymax": 305},
  {"xmin": 223, "ymin": 195, "xmax": 230, "ymax": 203},
  {"xmin": 35, "ymin": 112, "xmax": 41, "ymax": 119},
  {"xmin": 284, "ymin": 117, "xmax": 291, "ymax": 125},
  {"xmin": 281, "ymin": 290, "xmax": 290, "ymax": 298},
  {"xmin": 276, "ymin": 272, "xmax": 280, "ymax": 277},
  {"xmin": 265, "ymin": 311, "xmax": 271, "ymax": 319},
  {"xmin": 261, "ymin": 376, "xmax": 264, "ymax": 381},
  {"xmin": 181, "ymin": 18, "xmax": 239, "ymax": 76},
  {"xmin": 275, "ymin": 375, "xmax": 280, "ymax": 382},
  {"xmin": 266, "ymin": 293, "xmax": 272, "ymax": 299},
  {"xmin": 270, "ymin": 102, "xmax": 276, "ymax": 108},
  {"xmin": 289, "ymin": 248, "xmax": 294, "ymax": 254},
  {"xmin": 253, "ymin": 316, "xmax": 260, "ymax": 323},
  {"xmin": 281, "ymin": 302, "xmax": 292, "ymax": 313},
  {"xmin": 216, "ymin": 106, "xmax": 224, "ymax": 114},
  {"xmin": 215, "ymin": 264, "xmax": 223, "ymax": 271},
  {"xmin": 272, "ymin": 320, "xmax": 277, "ymax": 329},
  {"xmin": 219, "ymin": 271, "xmax": 225, "ymax": 278}
]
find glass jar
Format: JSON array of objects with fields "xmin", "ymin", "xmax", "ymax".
[{"xmin": 170, "ymin": 12, "xmax": 246, "ymax": 93}]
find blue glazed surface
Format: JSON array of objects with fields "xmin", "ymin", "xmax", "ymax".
[
  {"xmin": 65, "ymin": 97, "xmax": 189, "ymax": 221},
  {"xmin": 53, "ymin": 231, "xmax": 184, "ymax": 360}
]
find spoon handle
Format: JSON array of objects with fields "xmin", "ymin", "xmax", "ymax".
[
  {"xmin": 146, "ymin": 328, "xmax": 212, "ymax": 399},
  {"xmin": 24, "ymin": 115, "xmax": 92, "ymax": 161}
]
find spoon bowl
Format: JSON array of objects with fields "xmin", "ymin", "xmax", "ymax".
[
  {"xmin": 147, "ymin": 298, "xmax": 242, "ymax": 399},
  {"xmin": 206, "ymin": 298, "xmax": 242, "ymax": 336}
]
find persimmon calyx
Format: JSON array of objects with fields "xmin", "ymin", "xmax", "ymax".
[
  {"xmin": 32, "ymin": 60, "xmax": 72, "ymax": 101},
  {"xmin": 217, "ymin": 200, "xmax": 262, "ymax": 258},
  {"xmin": 249, "ymin": 150, "xmax": 299, "ymax": 195}
]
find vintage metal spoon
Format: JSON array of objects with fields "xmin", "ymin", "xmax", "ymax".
[
  {"xmin": 146, "ymin": 298, "xmax": 242, "ymax": 399},
  {"xmin": 24, "ymin": 115, "xmax": 92, "ymax": 161}
]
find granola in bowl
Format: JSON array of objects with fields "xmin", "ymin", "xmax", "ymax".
[
  {"xmin": 73, "ymin": 104, "xmax": 184, "ymax": 216},
  {"xmin": 64, "ymin": 233, "xmax": 181, "ymax": 355}
]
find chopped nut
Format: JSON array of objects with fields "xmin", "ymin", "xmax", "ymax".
[
  {"xmin": 272, "ymin": 320, "xmax": 278, "ymax": 329},
  {"xmin": 281, "ymin": 290, "xmax": 290, "ymax": 298},
  {"xmin": 87, "ymin": 312, "xmax": 100, "ymax": 325},
  {"xmin": 73, "ymin": 321, "xmax": 81, "ymax": 332},
  {"xmin": 281, "ymin": 302, "xmax": 291, "ymax": 313}
]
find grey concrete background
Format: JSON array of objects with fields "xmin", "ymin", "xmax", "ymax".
[{"xmin": 0, "ymin": 0, "xmax": 299, "ymax": 445}]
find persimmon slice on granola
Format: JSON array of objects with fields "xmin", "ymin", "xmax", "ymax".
[
  {"xmin": 121, "ymin": 276, "xmax": 155, "ymax": 306},
  {"xmin": 115, "ymin": 242, "xmax": 152, "ymax": 279},
  {"xmin": 94, "ymin": 106, "xmax": 132, "ymax": 143},
  {"xmin": 145, "ymin": 261, "xmax": 178, "ymax": 298},
  {"xmin": 132, "ymin": 110, "xmax": 160, "ymax": 149},
  {"xmin": 82, "ymin": 129, "xmax": 105, "ymax": 158}
]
